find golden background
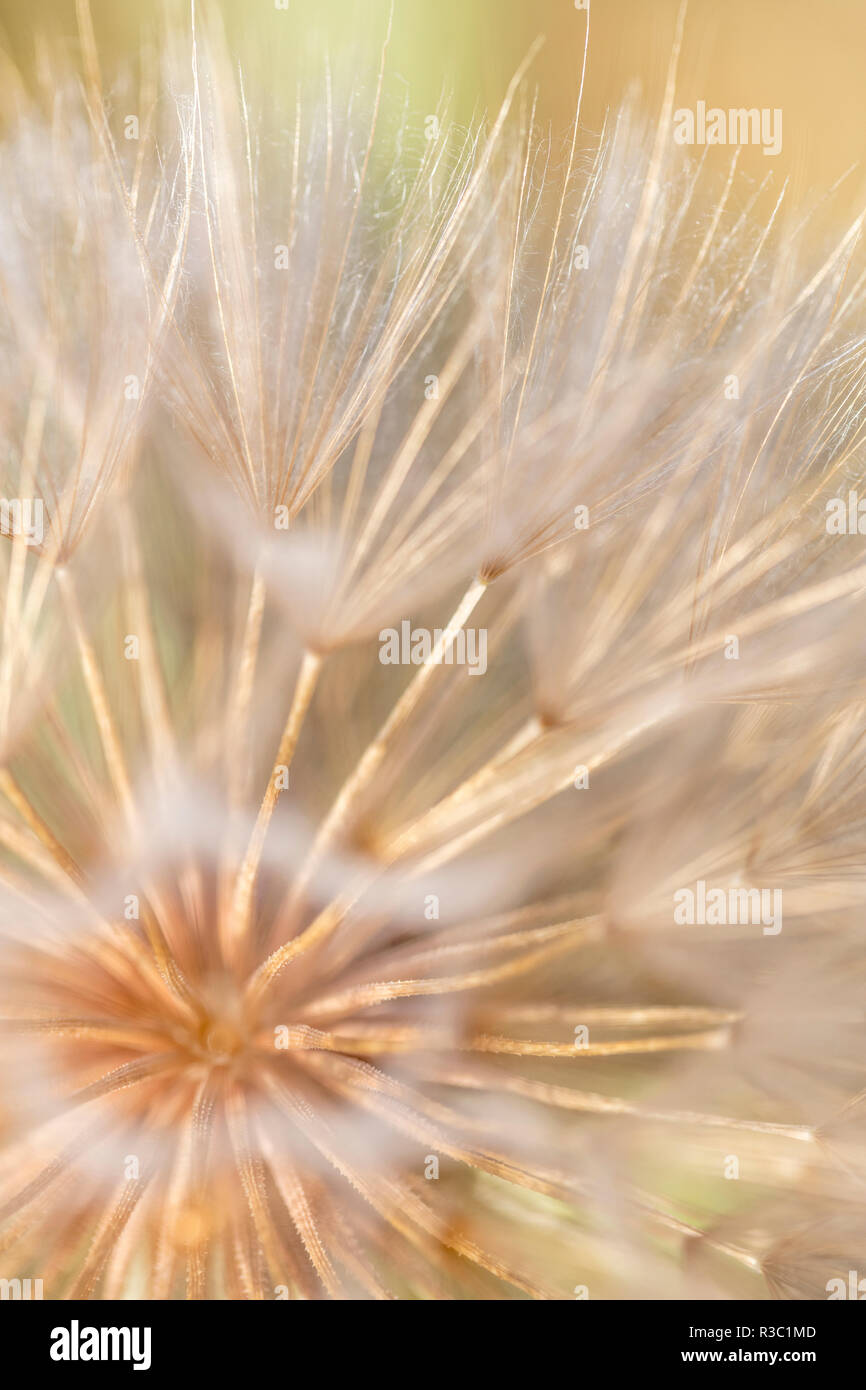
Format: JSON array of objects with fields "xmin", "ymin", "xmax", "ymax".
[{"xmin": 1, "ymin": 0, "xmax": 864, "ymax": 225}]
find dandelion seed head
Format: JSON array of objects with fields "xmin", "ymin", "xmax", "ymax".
[{"xmin": 1, "ymin": 6, "xmax": 866, "ymax": 1300}]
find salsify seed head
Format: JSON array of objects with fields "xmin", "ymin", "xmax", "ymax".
[{"xmin": 1, "ymin": 4, "xmax": 866, "ymax": 1300}]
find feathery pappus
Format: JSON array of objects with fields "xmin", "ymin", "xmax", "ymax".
[{"xmin": 0, "ymin": 1, "xmax": 866, "ymax": 1300}]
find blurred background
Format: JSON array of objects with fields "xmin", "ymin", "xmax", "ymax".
[{"xmin": 1, "ymin": 0, "xmax": 865, "ymax": 229}]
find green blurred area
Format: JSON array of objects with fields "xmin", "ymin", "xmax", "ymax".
[{"xmin": 3, "ymin": 0, "xmax": 865, "ymax": 222}]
